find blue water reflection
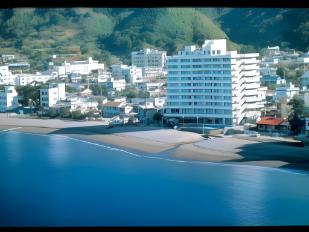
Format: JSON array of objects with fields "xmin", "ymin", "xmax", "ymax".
[{"xmin": 0, "ymin": 131, "xmax": 309, "ymax": 226}]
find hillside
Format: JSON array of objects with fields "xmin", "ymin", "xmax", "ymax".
[
  {"xmin": 0, "ymin": 8, "xmax": 308, "ymax": 72},
  {"xmin": 0, "ymin": 8, "xmax": 239, "ymax": 70},
  {"xmin": 217, "ymin": 8, "xmax": 309, "ymax": 51}
]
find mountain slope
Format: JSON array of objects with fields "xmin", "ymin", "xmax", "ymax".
[
  {"xmin": 216, "ymin": 8, "xmax": 309, "ymax": 51},
  {"xmin": 0, "ymin": 8, "xmax": 308, "ymax": 72}
]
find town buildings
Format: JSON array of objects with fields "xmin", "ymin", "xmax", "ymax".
[
  {"xmin": 111, "ymin": 64, "xmax": 143, "ymax": 84},
  {"xmin": 40, "ymin": 83, "xmax": 66, "ymax": 110},
  {"xmin": 164, "ymin": 39, "xmax": 266, "ymax": 126},
  {"xmin": 0, "ymin": 85, "xmax": 19, "ymax": 112},
  {"xmin": 275, "ymin": 82, "xmax": 300, "ymax": 102}
]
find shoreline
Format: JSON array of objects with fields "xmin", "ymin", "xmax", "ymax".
[{"xmin": 1, "ymin": 116, "xmax": 309, "ymax": 172}]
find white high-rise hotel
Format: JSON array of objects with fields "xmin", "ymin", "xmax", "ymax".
[{"xmin": 164, "ymin": 39, "xmax": 266, "ymax": 126}]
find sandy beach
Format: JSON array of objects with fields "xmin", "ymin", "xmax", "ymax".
[{"xmin": 1, "ymin": 114, "xmax": 309, "ymax": 172}]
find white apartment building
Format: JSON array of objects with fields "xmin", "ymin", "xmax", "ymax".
[
  {"xmin": 40, "ymin": 83, "xmax": 66, "ymax": 110},
  {"xmin": 164, "ymin": 39, "xmax": 266, "ymax": 126},
  {"xmin": 106, "ymin": 78, "xmax": 126, "ymax": 91},
  {"xmin": 0, "ymin": 86, "xmax": 19, "ymax": 112},
  {"xmin": 15, "ymin": 73, "xmax": 55, "ymax": 86},
  {"xmin": 111, "ymin": 64, "xmax": 143, "ymax": 84},
  {"xmin": 131, "ymin": 48, "xmax": 167, "ymax": 68},
  {"xmin": 0, "ymin": 65, "xmax": 16, "ymax": 85},
  {"xmin": 141, "ymin": 66, "xmax": 167, "ymax": 79},
  {"xmin": 62, "ymin": 57, "xmax": 104, "ymax": 75}
]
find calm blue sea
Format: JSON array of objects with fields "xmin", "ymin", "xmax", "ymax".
[{"xmin": 0, "ymin": 131, "xmax": 309, "ymax": 226}]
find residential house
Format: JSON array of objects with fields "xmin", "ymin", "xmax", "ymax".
[
  {"xmin": 135, "ymin": 101, "xmax": 159, "ymax": 124},
  {"xmin": 275, "ymin": 82, "xmax": 300, "ymax": 102},
  {"xmin": 102, "ymin": 101, "xmax": 133, "ymax": 118},
  {"xmin": 106, "ymin": 78, "xmax": 126, "ymax": 91},
  {"xmin": 261, "ymin": 75, "xmax": 286, "ymax": 87},
  {"xmin": 256, "ymin": 116, "xmax": 290, "ymax": 135},
  {"xmin": 1, "ymin": 54, "xmax": 15, "ymax": 63}
]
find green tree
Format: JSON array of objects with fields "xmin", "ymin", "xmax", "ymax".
[
  {"xmin": 86, "ymin": 110, "xmax": 96, "ymax": 118},
  {"xmin": 276, "ymin": 67, "xmax": 287, "ymax": 79},
  {"xmin": 137, "ymin": 90, "xmax": 150, "ymax": 98},
  {"xmin": 48, "ymin": 108, "xmax": 58, "ymax": 118},
  {"xmin": 288, "ymin": 97, "xmax": 305, "ymax": 134},
  {"xmin": 65, "ymin": 85, "xmax": 76, "ymax": 93},
  {"xmin": 72, "ymin": 110, "xmax": 85, "ymax": 120},
  {"xmin": 89, "ymin": 84, "xmax": 108, "ymax": 96},
  {"xmin": 15, "ymin": 85, "xmax": 41, "ymax": 107},
  {"xmin": 59, "ymin": 107, "xmax": 71, "ymax": 118},
  {"xmin": 153, "ymin": 112, "xmax": 162, "ymax": 122}
]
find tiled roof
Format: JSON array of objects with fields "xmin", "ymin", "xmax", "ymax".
[{"xmin": 257, "ymin": 117, "xmax": 285, "ymax": 126}]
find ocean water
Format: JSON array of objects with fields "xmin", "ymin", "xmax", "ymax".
[{"xmin": 0, "ymin": 131, "xmax": 309, "ymax": 226}]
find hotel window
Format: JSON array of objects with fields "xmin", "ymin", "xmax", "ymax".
[
  {"xmin": 192, "ymin": 59, "xmax": 203, "ymax": 62},
  {"xmin": 180, "ymin": 59, "xmax": 190, "ymax": 62},
  {"xmin": 217, "ymin": 50, "xmax": 221, "ymax": 55}
]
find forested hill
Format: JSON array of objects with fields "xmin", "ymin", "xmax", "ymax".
[
  {"xmin": 217, "ymin": 8, "xmax": 309, "ymax": 51},
  {"xmin": 0, "ymin": 8, "xmax": 308, "ymax": 71}
]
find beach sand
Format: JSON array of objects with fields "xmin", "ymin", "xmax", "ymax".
[{"xmin": 1, "ymin": 114, "xmax": 309, "ymax": 171}]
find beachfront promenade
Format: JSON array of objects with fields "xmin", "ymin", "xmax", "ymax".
[{"xmin": 1, "ymin": 113, "xmax": 309, "ymax": 171}]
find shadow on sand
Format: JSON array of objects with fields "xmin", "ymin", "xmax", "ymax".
[{"xmin": 48, "ymin": 124, "xmax": 166, "ymax": 135}]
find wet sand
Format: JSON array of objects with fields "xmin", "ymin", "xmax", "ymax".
[{"xmin": 1, "ymin": 115, "xmax": 309, "ymax": 172}]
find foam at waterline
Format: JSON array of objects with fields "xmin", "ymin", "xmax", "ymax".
[
  {"xmin": 2, "ymin": 130, "xmax": 308, "ymax": 176},
  {"xmin": 0, "ymin": 127, "xmax": 23, "ymax": 132}
]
